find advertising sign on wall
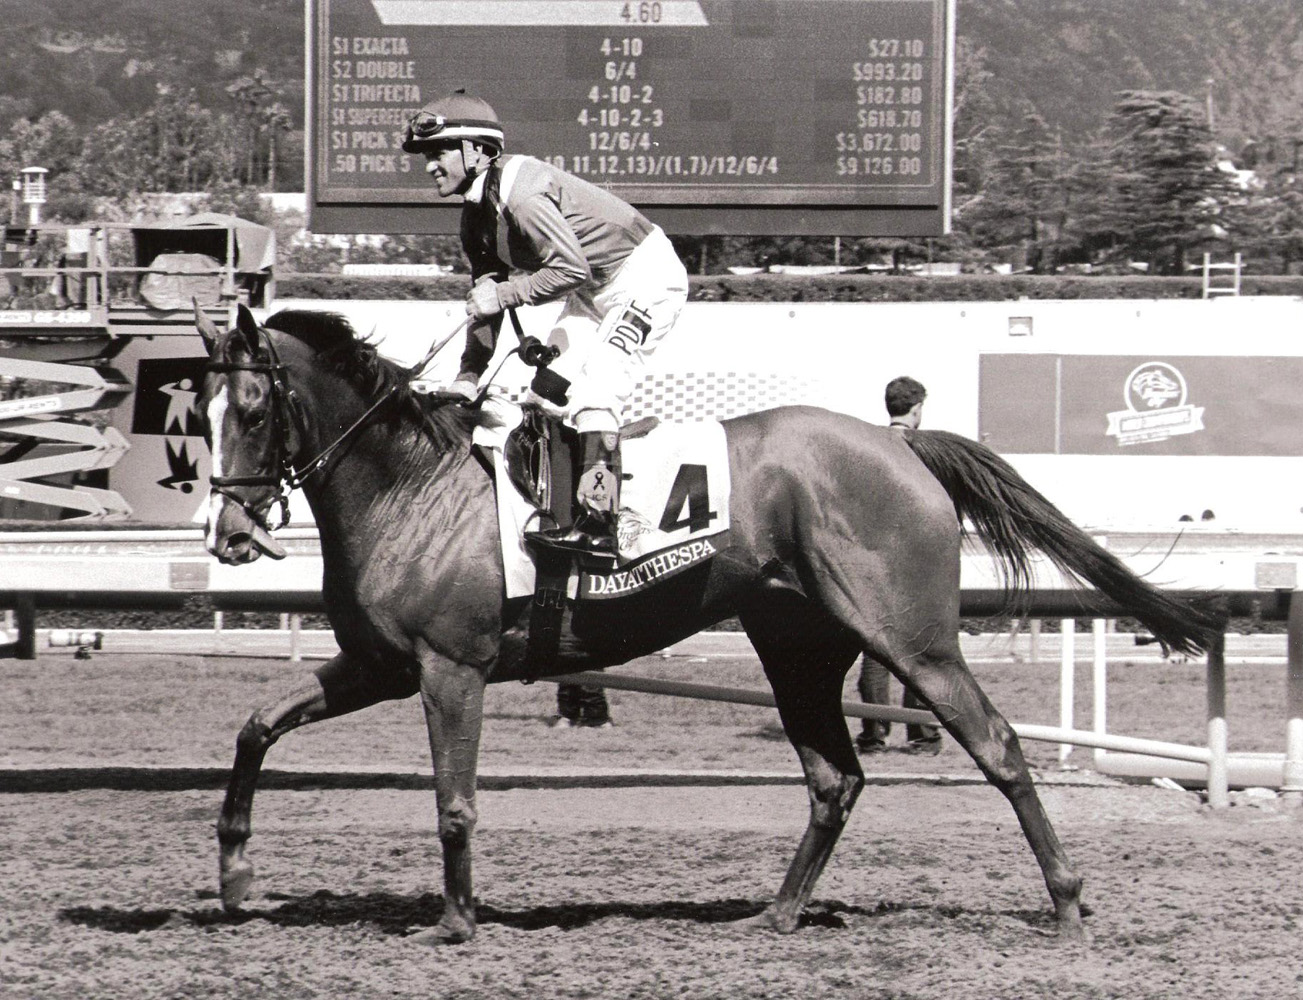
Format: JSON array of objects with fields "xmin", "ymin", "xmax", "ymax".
[{"xmin": 980, "ymin": 354, "xmax": 1303, "ymax": 457}]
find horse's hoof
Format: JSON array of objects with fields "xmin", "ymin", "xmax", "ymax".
[
  {"xmin": 736, "ymin": 907, "xmax": 799, "ymax": 935},
  {"xmin": 219, "ymin": 856, "xmax": 255, "ymax": 911},
  {"xmin": 408, "ymin": 918, "xmax": 475, "ymax": 947},
  {"xmin": 1053, "ymin": 903, "xmax": 1090, "ymax": 947},
  {"xmin": 1056, "ymin": 919, "xmax": 1091, "ymax": 947}
]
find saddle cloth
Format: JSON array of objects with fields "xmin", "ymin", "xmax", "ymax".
[{"xmin": 472, "ymin": 396, "xmax": 730, "ymax": 599}]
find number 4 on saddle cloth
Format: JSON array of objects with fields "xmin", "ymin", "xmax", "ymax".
[{"xmin": 473, "ymin": 396, "xmax": 731, "ymax": 670}]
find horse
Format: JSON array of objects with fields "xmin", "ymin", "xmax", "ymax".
[{"xmin": 196, "ymin": 304, "xmax": 1222, "ymax": 946}]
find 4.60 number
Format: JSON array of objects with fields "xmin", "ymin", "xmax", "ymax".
[{"xmin": 621, "ymin": 2, "xmax": 662, "ymax": 23}]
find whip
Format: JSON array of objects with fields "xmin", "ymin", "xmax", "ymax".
[
  {"xmin": 406, "ymin": 314, "xmax": 471, "ymax": 380},
  {"xmin": 468, "ymin": 307, "xmax": 570, "ymax": 408}
]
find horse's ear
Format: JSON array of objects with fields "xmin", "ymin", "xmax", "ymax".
[
  {"xmin": 194, "ymin": 300, "xmax": 221, "ymax": 355},
  {"xmin": 235, "ymin": 304, "xmax": 262, "ymax": 350}
]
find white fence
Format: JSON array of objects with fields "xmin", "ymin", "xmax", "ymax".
[{"xmin": 3, "ymin": 526, "xmax": 1302, "ymax": 807}]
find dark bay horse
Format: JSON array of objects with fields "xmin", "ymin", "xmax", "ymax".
[{"xmin": 196, "ymin": 305, "xmax": 1221, "ymax": 946}]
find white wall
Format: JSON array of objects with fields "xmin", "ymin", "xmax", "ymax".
[{"xmin": 272, "ymin": 295, "xmax": 1303, "ymax": 532}]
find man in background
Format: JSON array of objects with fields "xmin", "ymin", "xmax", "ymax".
[{"xmin": 855, "ymin": 376, "xmax": 944, "ymax": 756}]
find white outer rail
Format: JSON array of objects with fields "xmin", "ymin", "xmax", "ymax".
[
  {"xmin": 3, "ymin": 526, "xmax": 1303, "ymax": 807},
  {"xmin": 552, "ymin": 669, "xmax": 1220, "ymax": 765}
]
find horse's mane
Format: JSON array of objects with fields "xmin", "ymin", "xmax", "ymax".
[
  {"xmin": 262, "ymin": 308, "xmax": 476, "ymax": 449},
  {"xmin": 263, "ymin": 308, "xmax": 405, "ymax": 393}
]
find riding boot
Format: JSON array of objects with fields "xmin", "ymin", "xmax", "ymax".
[{"xmin": 526, "ymin": 430, "xmax": 620, "ymax": 557}]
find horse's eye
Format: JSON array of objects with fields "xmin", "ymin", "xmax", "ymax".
[{"xmin": 247, "ymin": 410, "xmax": 268, "ymax": 429}]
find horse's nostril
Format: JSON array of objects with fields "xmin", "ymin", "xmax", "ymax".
[{"xmin": 227, "ymin": 531, "xmax": 253, "ymax": 551}]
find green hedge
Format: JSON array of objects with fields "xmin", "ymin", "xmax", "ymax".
[{"xmin": 276, "ymin": 272, "xmax": 1303, "ymax": 303}]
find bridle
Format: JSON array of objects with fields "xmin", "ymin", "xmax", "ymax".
[
  {"xmin": 205, "ymin": 327, "xmax": 399, "ymax": 533},
  {"xmin": 201, "ymin": 312, "xmax": 480, "ymax": 536}
]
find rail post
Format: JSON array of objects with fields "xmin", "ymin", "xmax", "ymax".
[
  {"xmin": 1281, "ymin": 591, "xmax": 1303, "ymax": 800},
  {"xmin": 16, "ymin": 592, "xmax": 35, "ymax": 658},
  {"xmin": 1205, "ymin": 632, "xmax": 1229, "ymax": 808},
  {"xmin": 0, "ymin": 593, "xmax": 36, "ymax": 659},
  {"xmin": 1091, "ymin": 619, "xmax": 1107, "ymax": 769},
  {"xmin": 1058, "ymin": 619, "xmax": 1074, "ymax": 765}
]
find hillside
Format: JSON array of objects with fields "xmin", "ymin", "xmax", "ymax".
[
  {"xmin": 0, "ymin": 0, "xmax": 303, "ymax": 129},
  {"xmin": 960, "ymin": 0, "xmax": 1303, "ymax": 152},
  {"xmin": 1, "ymin": 0, "xmax": 1301, "ymax": 162}
]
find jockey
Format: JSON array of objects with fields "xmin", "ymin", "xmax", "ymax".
[{"xmin": 402, "ymin": 89, "xmax": 689, "ymax": 557}]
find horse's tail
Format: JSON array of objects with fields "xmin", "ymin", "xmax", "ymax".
[{"xmin": 902, "ymin": 428, "xmax": 1223, "ymax": 655}]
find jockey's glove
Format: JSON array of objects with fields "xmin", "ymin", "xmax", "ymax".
[{"xmin": 466, "ymin": 278, "xmax": 503, "ymax": 320}]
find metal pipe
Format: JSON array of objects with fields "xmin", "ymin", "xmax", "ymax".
[
  {"xmin": 1059, "ymin": 618, "xmax": 1074, "ymax": 765},
  {"xmin": 1092, "ymin": 619, "xmax": 1107, "ymax": 769},
  {"xmin": 1206, "ymin": 633, "xmax": 1229, "ymax": 808},
  {"xmin": 549, "ymin": 669, "xmax": 1216, "ymax": 764},
  {"xmin": 1282, "ymin": 592, "xmax": 1303, "ymax": 797}
]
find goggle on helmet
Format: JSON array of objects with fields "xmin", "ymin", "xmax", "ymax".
[{"xmin": 402, "ymin": 89, "xmax": 504, "ymax": 154}]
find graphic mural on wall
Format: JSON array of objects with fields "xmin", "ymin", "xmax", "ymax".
[
  {"xmin": 980, "ymin": 354, "xmax": 1303, "ymax": 457},
  {"xmin": 102, "ymin": 337, "xmax": 211, "ymax": 522},
  {"xmin": 130, "ymin": 357, "xmax": 210, "ymax": 495},
  {"xmin": 1104, "ymin": 361, "xmax": 1206, "ymax": 448}
]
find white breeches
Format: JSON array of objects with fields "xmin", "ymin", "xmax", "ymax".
[{"xmin": 534, "ymin": 226, "xmax": 688, "ymax": 434}]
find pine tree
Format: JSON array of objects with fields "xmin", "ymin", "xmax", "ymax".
[
  {"xmin": 1101, "ymin": 90, "xmax": 1234, "ymax": 274},
  {"xmin": 1235, "ymin": 135, "xmax": 1303, "ymax": 274},
  {"xmin": 959, "ymin": 106, "xmax": 1067, "ymax": 272}
]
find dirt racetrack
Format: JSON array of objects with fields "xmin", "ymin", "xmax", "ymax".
[{"xmin": 4, "ymin": 639, "xmax": 1303, "ymax": 999}]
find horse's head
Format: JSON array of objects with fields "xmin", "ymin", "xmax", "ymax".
[
  {"xmin": 196, "ymin": 303, "xmax": 480, "ymax": 564},
  {"xmin": 196, "ymin": 303, "xmax": 297, "ymax": 564}
]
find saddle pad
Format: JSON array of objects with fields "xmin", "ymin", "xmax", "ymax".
[
  {"xmin": 473, "ymin": 398, "xmax": 730, "ymax": 599},
  {"xmin": 472, "ymin": 397, "xmax": 537, "ymax": 599},
  {"xmin": 618, "ymin": 422, "xmax": 730, "ymax": 561}
]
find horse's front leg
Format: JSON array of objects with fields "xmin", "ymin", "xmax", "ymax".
[
  {"xmin": 217, "ymin": 652, "xmax": 415, "ymax": 910},
  {"xmin": 410, "ymin": 641, "xmax": 488, "ymax": 946}
]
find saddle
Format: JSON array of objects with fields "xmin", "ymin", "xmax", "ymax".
[
  {"xmin": 502, "ymin": 405, "xmax": 659, "ymax": 678},
  {"xmin": 502, "ymin": 405, "xmax": 658, "ymax": 534}
]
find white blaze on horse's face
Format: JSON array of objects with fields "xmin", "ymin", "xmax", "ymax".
[{"xmin": 204, "ymin": 383, "xmax": 231, "ymax": 554}]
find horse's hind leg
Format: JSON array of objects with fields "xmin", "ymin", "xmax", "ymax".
[
  {"xmin": 738, "ymin": 592, "xmax": 863, "ymax": 933},
  {"xmin": 893, "ymin": 643, "xmax": 1087, "ymax": 942},
  {"xmin": 216, "ymin": 652, "xmax": 415, "ymax": 910}
]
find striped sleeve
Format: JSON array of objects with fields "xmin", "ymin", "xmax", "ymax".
[{"xmin": 496, "ymin": 192, "xmax": 591, "ymax": 308}]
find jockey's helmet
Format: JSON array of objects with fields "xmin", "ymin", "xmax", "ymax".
[{"xmin": 402, "ymin": 89, "xmax": 504, "ymax": 154}]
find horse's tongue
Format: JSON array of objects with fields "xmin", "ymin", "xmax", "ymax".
[{"xmin": 250, "ymin": 524, "xmax": 288, "ymax": 560}]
